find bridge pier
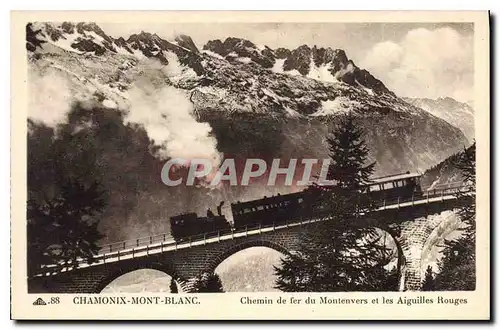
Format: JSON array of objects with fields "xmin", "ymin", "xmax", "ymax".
[{"xmin": 392, "ymin": 207, "xmax": 464, "ymax": 291}]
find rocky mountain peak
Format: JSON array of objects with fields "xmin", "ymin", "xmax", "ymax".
[
  {"xmin": 28, "ymin": 22, "xmax": 391, "ymax": 94},
  {"xmin": 174, "ymin": 34, "xmax": 199, "ymax": 53},
  {"xmin": 203, "ymin": 37, "xmax": 258, "ymax": 56},
  {"xmin": 201, "ymin": 36, "xmax": 390, "ymax": 94},
  {"xmin": 126, "ymin": 31, "xmax": 177, "ymax": 64},
  {"xmin": 29, "ymin": 22, "xmax": 118, "ymax": 55},
  {"xmin": 127, "ymin": 31, "xmax": 158, "ymax": 46},
  {"xmin": 437, "ymin": 96, "xmax": 463, "ymax": 105},
  {"xmin": 282, "ymin": 44, "xmax": 312, "ymax": 75},
  {"xmin": 225, "ymin": 37, "xmax": 258, "ymax": 51},
  {"xmin": 27, "ymin": 21, "xmax": 470, "ymax": 203},
  {"xmin": 203, "ymin": 37, "xmax": 275, "ymax": 68},
  {"xmin": 76, "ymin": 22, "xmax": 113, "ymax": 43},
  {"xmin": 275, "ymin": 47, "xmax": 291, "ymax": 59}
]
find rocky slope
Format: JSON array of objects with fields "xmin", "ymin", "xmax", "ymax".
[
  {"xmin": 26, "ymin": 22, "xmax": 469, "ymax": 242},
  {"xmin": 420, "ymin": 143, "xmax": 474, "ymax": 190},
  {"xmin": 404, "ymin": 97, "xmax": 475, "ymax": 143}
]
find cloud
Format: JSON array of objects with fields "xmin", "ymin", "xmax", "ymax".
[{"xmin": 361, "ymin": 27, "xmax": 473, "ymax": 102}]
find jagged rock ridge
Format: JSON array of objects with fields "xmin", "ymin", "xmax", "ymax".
[{"xmin": 27, "ymin": 21, "xmax": 468, "ymax": 173}]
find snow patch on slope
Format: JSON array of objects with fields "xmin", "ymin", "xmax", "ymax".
[
  {"xmin": 237, "ymin": 57, "xmax": 252, "ymax": 64},
  {"xmin": 195, "ymin": 86, "xmax": 228, "ymax": 99},
  {"xmin": 261, "ymin": 88, "xmax": 289, "ymax": 103},
  {"xmin": 356, "ymin": 79, "xmax": 375, "ymax": 96},
  {"xmin": 202, "ymin": 49, "xmax": 225, "ymax": 60},
  {"xmin": 310, "ymin": 97, "xmax": 359, "ymax": 117},
  {"xmin": 102, "ymin": 99, "xmax": 118, "ymax": 108},
  {"xmin": 286, "ymin": 69, "xmax": 302, "ymax": 76},
  {"xmin": 306, "ymin": 56, "xmax": 337, "ymax": 83},
  {"xmin": 161, "ymin": 52, "xmax": 198, "ymax": 83},
  {"xmin": 271, "ymin": 59, "xmax": 285, "ymax": 73}
]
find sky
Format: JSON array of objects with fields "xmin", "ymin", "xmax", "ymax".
[{"xmin": 101, "ymin": 22, "xmax": 474, "ymax": 102}]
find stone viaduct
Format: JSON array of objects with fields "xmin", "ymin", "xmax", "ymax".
[{"xmin": 28, "ymin": 196, "xmax": 468, "ymax": 293}]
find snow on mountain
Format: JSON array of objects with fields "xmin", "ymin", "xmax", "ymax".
[
  {"xmin": 404, "ymin": 97, "xmax": 475, "ymax": 143},
  {"xmin": 26, "ymin": 21, "xmax": 473, "ymax": 248},
  {"xmin": 202, "ymin": 38, "xmax": 391, "ymax": 94},
  {"xmin": 27, "ymin": 21, "xmax": 468, "ymax": 178},
  {"xmin": 310, "ymin": 97, "xmax": 359, "ymax": 117}
]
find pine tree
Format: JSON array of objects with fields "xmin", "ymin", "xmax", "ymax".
[
  {"xmin": 190, "ymin": 272, "xmax": 224, "ymax": 293},
  {"xmin": 27, "ymin": 201, "xmax": 57, "ymax": 275},
  {"xmin": 170, "ymin": 278, "xmax": 178, "ymax": 293},
  {"xmin": 455, "ymin": 142, "xmax": 476, "ymax": 232},
  {"xmin": 421, "ymin": 266, "xmax": 436, "ymax": 291},
  {"xmin": 275, "ymin": 114, "xmax": 394, "ymax": 292},
  {"xmin": 434, "ymin": 142, "xmax": 476, "ymax": 291},
  {"xmin": 27, "ymin": 179, "xmax": 106, "ymax": 274}
]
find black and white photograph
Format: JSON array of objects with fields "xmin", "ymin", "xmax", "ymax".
[{"xmin": 10, "ymin": 10, "xmax": 490, "ymax": 320}]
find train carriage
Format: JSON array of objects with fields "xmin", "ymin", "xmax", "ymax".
[
  {"xmin": 365, "ymin": 171, "xmax": 422, "ymax": 204},
  {"xmin": 169, "ymin": 171, "xmax": 423, "ymax": 243},
  {"xmin": 231, "ymin": 171, "xmax": 423, "ymax": 228},
  {"xmin": 231, "ymin": 191, "xmax": 306, "ymax": 228}
]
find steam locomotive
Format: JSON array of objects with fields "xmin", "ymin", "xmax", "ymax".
[
  {"xmin": 169, "ymin": 202, "xmax": 233, "ymax": 242},
  {"xmin": 169, "ymin": 172, "xmax": 422, "ymax": 242}
]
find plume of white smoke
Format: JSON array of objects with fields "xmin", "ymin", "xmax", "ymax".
[
  {"xmin": 28, "ymin": 54, "xmax": 222, "ymax": 184},
  {"xmin": 28, "ymin": 69, "xmax": 73, "ymax": 126},
  {"xmin": 125, "ymin": 80, "xmax": 222, "ymax": 168}
]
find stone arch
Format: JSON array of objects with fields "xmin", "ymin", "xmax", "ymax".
[
  {"xmin": 204, "ymin": 239, "xmax": 290, "ymax": 275},
  {"xmin": 362, "ymin": 225, "xmax": 406, "ymax": 291},
  {"xmin": 420, "ymin": 210, "xmax": 464, "ymax": 279},
  {"xmin": 396, "ymin": 209, "xmax": 462, "ymax": 291},
  {"xmin": 94, "ymin": 261, "xmax": 180, "ymax": 293}
]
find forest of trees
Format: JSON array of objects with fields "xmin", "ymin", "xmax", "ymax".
[{"xmin": 188, "ymin": 272, "xmax": 225, "ymax": 293}]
